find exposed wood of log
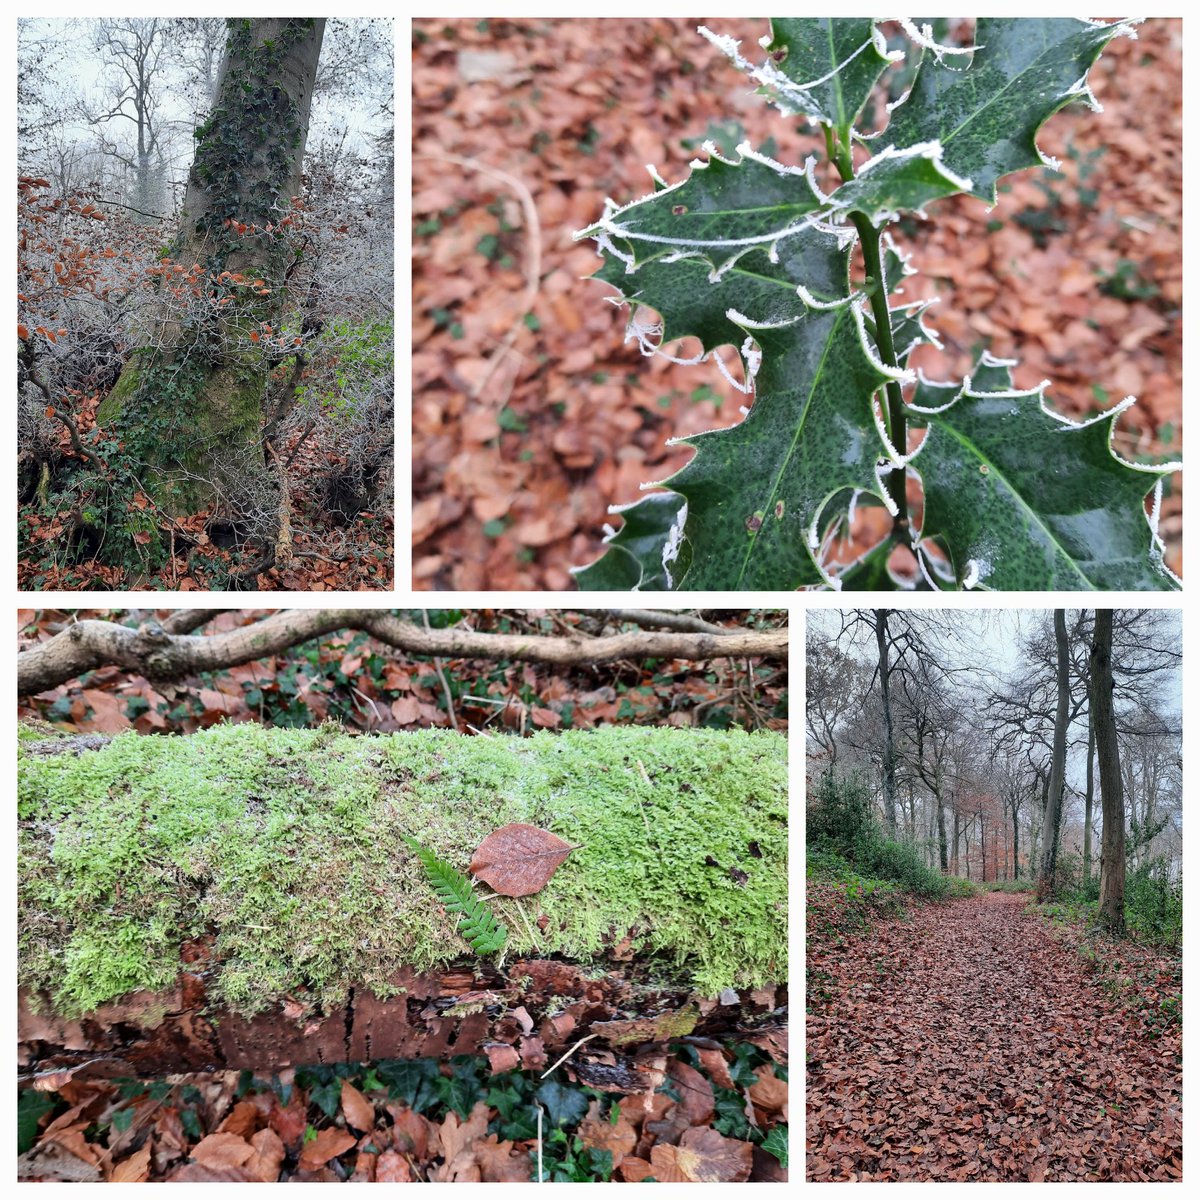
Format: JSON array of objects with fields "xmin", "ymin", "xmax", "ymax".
[
  {"xmin": 17, "ymin": 610, "xmax": 788, "ymax": 696},
  {"xmin": 20, "ymin": 969, "xmax": 787, "ymax": 1086}
]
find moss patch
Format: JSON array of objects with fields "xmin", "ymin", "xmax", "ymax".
[{"xmin": 19, "ymin": 725, "xmax": 787, "ymax": 1018}]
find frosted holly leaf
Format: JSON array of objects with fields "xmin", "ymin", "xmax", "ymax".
[
  {"xmin": 580, "ymin": 139, "xmax": 971, "ymax": 279},
  {"xmin": 701, "ymin": 18, "xmax": 897, "ymax": 132},
  {"xmin": 828, "ymin": 142, "xmax": 973, "ymax": 224},
  {"xmin": 910, "ymin": 354, "xmax": 1181, "ymax": 591},
  {"xmin": 663, "ymin": 303, "xmax": 901, "ymax": 589},
  {"xmin": 578, "ymin": 147, "xmax": 827, "ymax": 275},
  {"xmin": 572, "ymin": 492, "xmax": 688, "ymax": 591},
  {"xmin": 589, "ymin": 222, "xmax": 852, "ymax": 356},
  {"xmin": 884, "ymin": 17, "xmax": 1139, "ymax": 205}
]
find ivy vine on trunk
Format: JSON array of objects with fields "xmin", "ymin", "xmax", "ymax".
[{"xmin": 574, "ymin": 18, "xmax": 1180, "ymax": 592}]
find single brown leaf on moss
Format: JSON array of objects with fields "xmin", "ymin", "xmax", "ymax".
[{"xmin": 469, "ymin": 822, "xmax": 577, "ymax": 896}]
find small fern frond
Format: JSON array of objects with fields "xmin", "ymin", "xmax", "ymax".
[{"xmin": 404, "ymin": 835, "xmax": 507, "ymax": 957}]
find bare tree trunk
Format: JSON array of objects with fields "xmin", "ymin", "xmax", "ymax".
[
  {"xmin": 1037, "ymin": 610, "xmax": 1071, "ymax": 901},
  {"xmin": 874, "ymin": 609, "xmax": 898, "ymax": 837},
  {"xmin": 1084, "ymin": 703, "xmax": 1096, "ymax": 881},
  {"xmin": 952, "ymin": 806, "xmax": 960, "ymax": 875},
  {"xmin": 1092, "ymin": 609, "xmax": 1126, "ymax": 935},
  {"xmin": 935, "ymin": 785, "xmax": 948, "ymax": 873},
  {"xmin": 1012, "ymin": 799, "xmax": 1019, "ymax": 879},
  {"xmin": 980, "ymin": 810, "xmax": 988, "ymax": 883}
]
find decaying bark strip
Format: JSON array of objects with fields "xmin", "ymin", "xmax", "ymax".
[{"xmin": 20, "ymin": 968, "xmax": 786, "ymax": 1085}]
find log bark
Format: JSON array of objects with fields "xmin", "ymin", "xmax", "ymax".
[
  {"xmin": 20, "ymin": 969, "xmax": 786, "ymax": 1086},
  {"xmin": 18, "ymin": 610, "xmax": 787, "ymax": 696},
  {"xmin": 19, "ymin": 724, "xmax": 787, "ymax": 1080}
]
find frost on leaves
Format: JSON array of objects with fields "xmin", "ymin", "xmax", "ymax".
[{"xmin": 574, "ymin": 17, "xmax": 1177, "ymax": 592}]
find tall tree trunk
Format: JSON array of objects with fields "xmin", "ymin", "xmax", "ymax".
[
  {"xmin": 935, "ymin": 785, "xmax": 948, "ymax": 873},
  {"xmin": 952, "ymin": 806, "xmax": 960, "ymax": 875},
  {"xmin": 980, "ymin": 811, "xmax": 987, "ymax": 883},
  {"xmin": 1092, "ymin": 610, "xmax": 1126, "ymax": 935},
  {"xmin": 874, "ymin": 609, "xmax": 898, "ymax": 837},
  {"xmin": 1083, "ymin": 702, "xmax": 1096, "ymax": 881},
  {"xmin": 1037, "ymin": 610, "xmax": 1071, "ymax": 901},
  {"xmin": 1011, "ymin": 797, "xmax": 1020, "ymax": 879},
  {"xmin": 98, "ymin": 19, "xmax": 325, "ymax": 567}
]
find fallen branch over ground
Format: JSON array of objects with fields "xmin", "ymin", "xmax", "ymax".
[
  {"xmin": 19, "ymin": 723, "xmax": 787, "ymax": 1077},
  {"xmin": 18, "ymin": 610, "xmax": 787, "ymax": 695}
]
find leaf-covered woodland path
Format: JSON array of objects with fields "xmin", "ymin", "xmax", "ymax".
[{"xmin": 807, "ymin": 892, "xmax": 1181, "ymax": 1181}]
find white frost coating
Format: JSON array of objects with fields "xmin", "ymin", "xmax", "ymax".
[
  {"xmin": 795, "ymin": 282, "xmax": 859, "ymax": 312},
  {"xmin": 725, "ymin": 306, "xmax": 803, "ymax": 332},
  {"xmin": 712, "ymin": 346, "xmax": 755, "ymax": 395},
  {"xmin": 873, "ymin": 460, "xmax": 901, "ymax": 517},
  {"xmin": 915, "ymin": 545, "xmax": 941, "ymax": 592},
  {"xmin": 601, "ymin": 522, "xmax": 616, "ymax": 538},
  {"xmin": 660, "ymin": 499, "xmax": 688, "ymax": 587},
  {"xmin": 735, "ymin": 141, "xmax": 811, "ymax": 178},
  {"xmin": 881, "ymin": 231, "xmax": 917, "ymax": 278},
  {"xmin": 852, "ymin": 302, "xmax": 912, "ymax": 384},
  {"xmin": 979, "ymin": 349, "xmax": 1018, "ymax": 368},
  {"xmin": 1064, "ymin": 71, "xmax": 1101, "ymax": 113},
  {"xmin": 593, "ymin": 231, "xmax": 635, "ymax": 273},
  {"xmin": 849, "ymin": 140, "xmax": 974, "ymax": 196},
  {"xmin": 741, "ymin": 335, "xmax": 763, "ymax": 383},
  {"xmin": 846, "ymin": 489, "xmax": 861, "ymax": 528},
  {"xmin": 895, "ymin": 18, "xmax": 980, "ymax": 61},
  {"xmin": 962, "ymin": 559, "xmax": 981, "ymax": 590},
  {"xmin": 645, "ymin": 163, "xmax": 670, "ymax": 190}
]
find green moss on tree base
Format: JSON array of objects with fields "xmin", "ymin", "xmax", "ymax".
[{"xmin": 18, "ymin": 725, "xmax": 787, "ymax": 1018}]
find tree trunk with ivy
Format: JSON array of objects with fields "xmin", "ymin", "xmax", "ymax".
[
  {"xmin": 97, "ymin": 18, "xmax": 324, "ymax": 572},
  {"xmin": 1091, "ymin": 610, "xmax": 1126, "ymax": 936}
]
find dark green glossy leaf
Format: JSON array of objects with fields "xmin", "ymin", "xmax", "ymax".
[
  {"xmin": 572, "ymin": 492, "xmax": 687, "ymax": 591},
  {"xmin": 911, "ymin": 356, "xmax": 1180, "ymax": 591},
  {"xmin": 884, "ymin": 18, "xmax": 1136, "ymax": 204},
  {"xmin": 756, "ymin": 19, "xmax": 895, "ymax": 130},
  {"xmin": 666, "ymin": 303, "xmax": 897, "ymax": 588}
]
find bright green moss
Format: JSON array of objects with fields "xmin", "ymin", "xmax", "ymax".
[{"xmin": 19, "ymin": 724, "xmax": 787, "ymax": 1018}]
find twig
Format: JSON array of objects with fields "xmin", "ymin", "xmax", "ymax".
[
  {"xmin": 423, "ymin": 610, "xmax": 459, "ymax": 731},
  {"xmin": 540, "ymin": 1032, "xmax": 599, "ymax": 1080},
  {"xmin": 607, "ymin": 609, "xmax": 729, "ymax": 635}
]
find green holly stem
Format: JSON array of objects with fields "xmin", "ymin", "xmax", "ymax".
[
  {"xmin": 825, "ymin": 126, "xmax": 909, "ymax": 541},
  {"xmin": 852, "ymin": 214, "xmax": 909, "ymax": 537}
]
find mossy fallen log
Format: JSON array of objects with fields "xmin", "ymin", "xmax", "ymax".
[{"xmin": 19, "ymin": 724, "xmax": 787, "ymax": 1078}]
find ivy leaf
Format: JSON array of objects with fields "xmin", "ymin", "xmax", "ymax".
[
  {"xmin": 536, "ymin": 1079, "xmax": 590, "ymax": 1130},
  {"xmin": 884, "ymin": 18, "xmax": 1138, "ymax": 204},
  {"xmin": 571, "ymin": 492, "xmax": 687, "ymax": 591},
  {"xmin": 910, "ymin": 354, "xmax": 1181, "ymax": 591},
  {"xmin": 761, "ymin": 1125, "xmax": 789, "ymax": 1169},
  {"xmin": 664, "ymin": 302, "xmax": 899, "ymax": 589}
]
